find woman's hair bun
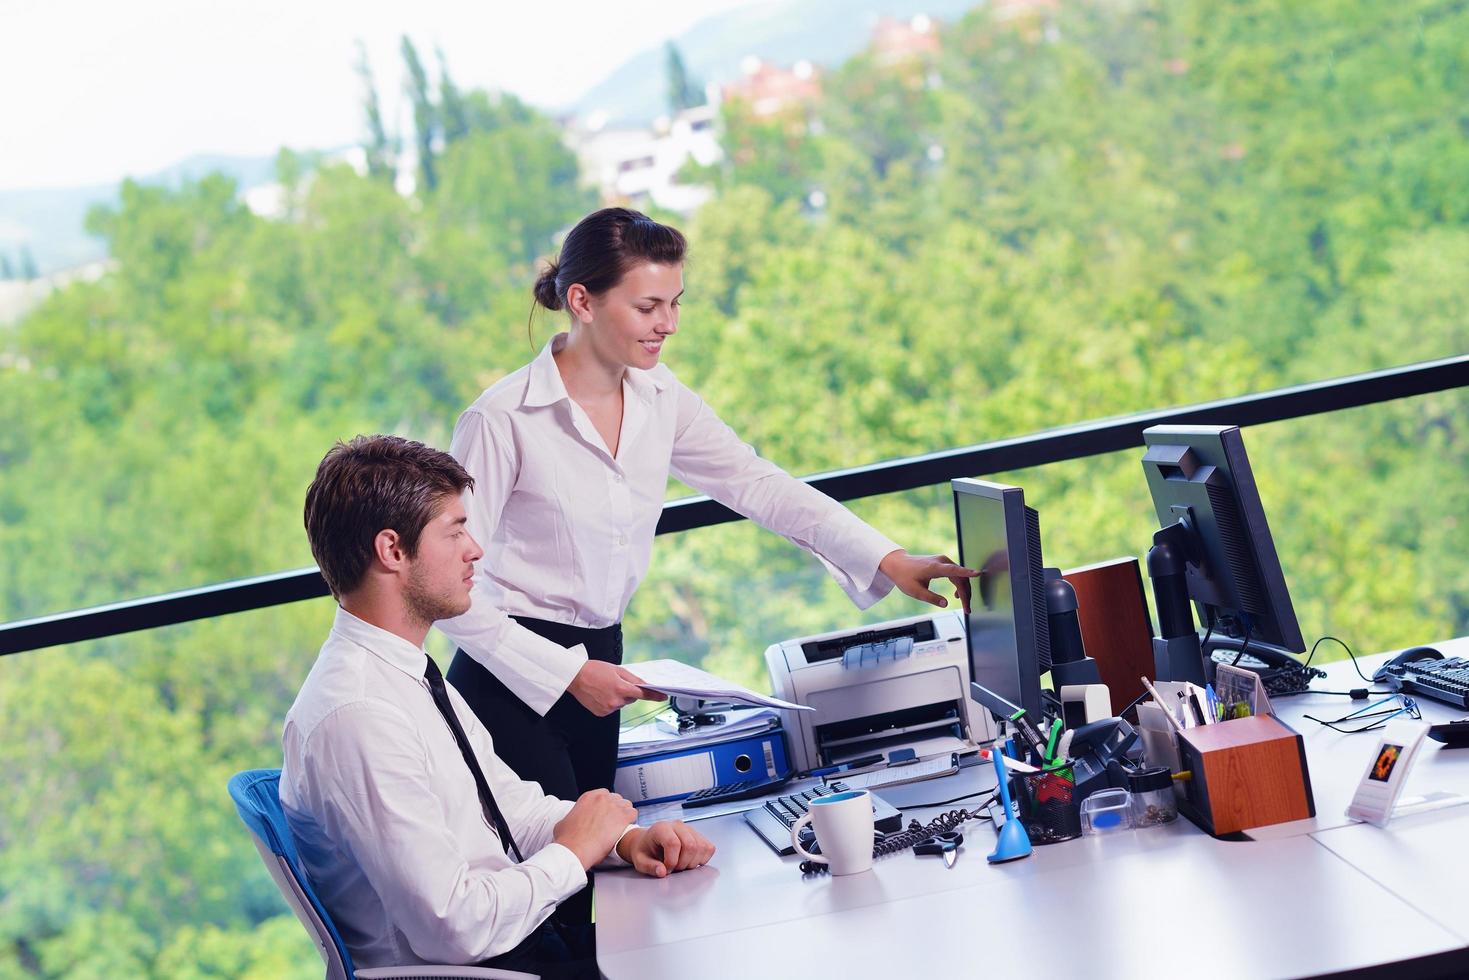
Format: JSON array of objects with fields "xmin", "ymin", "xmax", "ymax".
[{"xmin": 533, "ymin": 261, "xmax": 563, "ymax": 311}]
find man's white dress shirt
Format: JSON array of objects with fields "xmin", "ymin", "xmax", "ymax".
[
  {"xmin": 437, "ymin": 333, "xmax": 900, "ymax": 714},
  {"xmin": 281, "ymin": 608, "xmax": 625, "ymax": 968}
]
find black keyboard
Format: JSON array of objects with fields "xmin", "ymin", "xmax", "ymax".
[
  {"xmin": 1381, "ymin": 657, "xmax": 1469, "ymax": 710},
  {"xmin": 681, "ymin": 775, "xmax": 792, "ymax": 809},
  {"xmin": 742, "ymin": 780, "xmax": 903, "ymax": 856}
]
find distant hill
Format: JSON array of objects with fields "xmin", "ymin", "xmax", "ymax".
[
  {"xmin": 568, "ymin": 0, "xmax": 983, "ymax": 124},
  {"xmin": 0, "ymin": 183, "xmax": 115, "ymax": 276},
  {"xmin": 0, "ymin": 153, "xmax": 283, "ymax": 277}
]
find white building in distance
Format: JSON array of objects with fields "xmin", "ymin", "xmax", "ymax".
[{"xmin": 568, "ymin": 102, "xmax": 723, "ymax": 215}]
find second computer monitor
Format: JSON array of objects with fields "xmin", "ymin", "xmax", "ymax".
[
  {"xmin": 952, "ymin": 478, "xmax": 1052, "ymax": 724},
  {"xmin": 1141, "ymin": 424, "xmax": 1305, "ymax": 657}
]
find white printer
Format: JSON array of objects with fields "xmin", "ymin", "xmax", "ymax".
[{"xmin": 764, "ymin": 611, "xmax": 996, "ymax": 774}]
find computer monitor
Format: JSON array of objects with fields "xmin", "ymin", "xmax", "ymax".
[
  {"xmin": 952, "ymin": 478, "xmax": 1052, "ymax": 723},
  {"xmin": 1141, "ymin": 424, "xmax": 1305, "ymax": 682}
]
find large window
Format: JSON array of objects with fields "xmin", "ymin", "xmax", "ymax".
[{"xmin": 5, "ymin": 388, "xmax": 1464, "ymax": 976}]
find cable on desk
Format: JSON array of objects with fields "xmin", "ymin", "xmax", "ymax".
[
  {"xmin": 874, "ymin": 808, "xmax": 986, "ymax": 856},
  {"xmin": 903, "ymin": 788, "xmax": 998, "ymax": 811},
  {"xmin": 1216, "ymin": 621, "xmax": 1325, "ymax": 695},
  {"xmin": 1273, "ymin": 687, "xmax": 1388, "ymax": 700},
  {"xmin": 1305, "ymin": 634, "xmax": 1375, "ymax": 683},
  {"xmin": 1260, "ymin": 635, "xmax": 1380, "ymax": 700}
]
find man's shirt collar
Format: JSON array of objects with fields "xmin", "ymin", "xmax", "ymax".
[{"xmin": 329, "ymin": 606, "xmax": 427, "ymax": 681}]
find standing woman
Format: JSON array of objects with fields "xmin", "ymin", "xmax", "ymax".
[{"xmin": 439, "ymin": 207, "xmax": 973, "ymax": 803}]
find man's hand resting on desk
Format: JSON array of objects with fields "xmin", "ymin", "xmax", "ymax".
[
  {"xmin": 569, "ymin": 660, "xmax": 667, "ymax": 716},
  {"xmin": 879, "ymin": 549, "xmax": 977, "ymax": 614},
  {"xmin": 616, "ymin": 821, "xmax": 716, "ymax": 878},
  {"xmin": 553, "ymin": 789, "xmax": 639, "ymax": 870}
]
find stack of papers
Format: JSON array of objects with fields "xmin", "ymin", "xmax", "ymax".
[
  {"xmin": 619, "ymin": 706, "xmax": 781, "ymax": 760},
  {"xmin": 623, "ymin": 659, "xmax": 813, "ymax": 712}
]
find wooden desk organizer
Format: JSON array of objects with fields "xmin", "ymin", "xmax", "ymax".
[{"xmin": 1175, "ymin": 714, "xmax": 1315, "ymax": 835}]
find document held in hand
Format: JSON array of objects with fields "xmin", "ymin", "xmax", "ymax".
[{"xmin": 625, "ymin": 659, "xmax": 814, "ymax": 712}]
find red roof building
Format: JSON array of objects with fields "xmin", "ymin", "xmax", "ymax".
[{"xmin": 720, "ymin": 57, "xmax": 822, "ymax": 117}]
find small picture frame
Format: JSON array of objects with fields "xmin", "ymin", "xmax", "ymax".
[
  {"xmin": 1368, "ymin": 744, "xmax": 1402, "ymax": 783},
  {"xmin": 1346, "ymin": 719, "xmax": 1430, "ymax": 827},
  {"xmin": 1214, "ymin": 662, "xmax": 1273, "ymax": 720}
]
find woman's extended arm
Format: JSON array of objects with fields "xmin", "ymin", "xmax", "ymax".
[{"xmin": 667, "ymin": 381, "xmax": 972, "ymax": 610}]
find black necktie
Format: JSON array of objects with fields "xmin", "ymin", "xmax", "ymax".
[{"xmin": 423, "ymin": 655, "xmax": 524, "ymax": 862}]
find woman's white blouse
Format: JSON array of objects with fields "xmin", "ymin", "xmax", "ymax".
[{"xmin": 436, "ymin": 334, "xmax": 899, "ymax": 715}]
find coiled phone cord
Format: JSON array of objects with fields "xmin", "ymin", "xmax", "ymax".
[{"xmin": 799, "ymin": 806, "xmax": 987, "ymax": 875}]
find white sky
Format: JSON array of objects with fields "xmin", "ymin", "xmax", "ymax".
[{"xmin": 0, "ymin": 0, "xmax": 764, "ymax": 190}]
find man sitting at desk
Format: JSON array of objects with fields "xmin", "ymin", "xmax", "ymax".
[{"xmin": 281, "ymin": 434, "xmax": 714, "ymax": 977}]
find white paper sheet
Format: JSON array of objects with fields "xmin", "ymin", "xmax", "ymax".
[{"xmin": 623, "ymin": 659, "xmax": 814, "ymax": 711}]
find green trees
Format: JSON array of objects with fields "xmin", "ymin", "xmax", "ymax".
[
  {"xmin": 665, "ymin": 42, "xmax": 707, "ymax": 114},
  {"xmin": 401, "ymin": 36, "xmax": 439, "ymax": 193},
  {"xmin": 1, "ymin": 0, "xmax": 1466, "ymax": 973},
  {"xmin": 354, "ymin": 41, "xmax": 397, "ymax": 183},
  {"xmin": 635, "ymin": 0, "xmax": 1469, "ymax": 686}
]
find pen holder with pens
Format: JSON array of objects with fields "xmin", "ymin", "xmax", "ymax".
[
  {"xmin": 1137, "ymin": 670, "xmax": 1314, "ymax": 836},
  {"xmin": 1009, "ymin": 769, "xmax": 1083, "ymax": 844}
]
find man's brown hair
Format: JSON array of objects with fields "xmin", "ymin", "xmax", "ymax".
[{"xmin": 303, "ymin": 435, "xmax": 474, "ymax": 598}]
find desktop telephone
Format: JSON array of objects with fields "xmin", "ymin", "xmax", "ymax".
[{"xmin": 1209, "ymin": 647, "xmax": 1324, "ymax": 696}]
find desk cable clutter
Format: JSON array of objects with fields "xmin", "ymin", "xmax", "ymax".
[
  {"xmin": 797, "ymin": 805, "xmax": 990, "ymax": 875},
  {"xmin": 796, "ymin": 741, "xmax": 1089, "ymax": 875}
]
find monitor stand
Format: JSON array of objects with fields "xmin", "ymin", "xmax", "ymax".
[
  {"xmin": 1147, "ymin": 522, "xmax": 1207, "ymax": 685},
  {"xmin": 1153, "ymin": 633, "xmax": 1208, "ymax": 686}
]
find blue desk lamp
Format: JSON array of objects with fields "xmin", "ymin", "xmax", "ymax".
[{"xmin": 988, "ymin": 749, "xmax": 1033, "ymax": 863}]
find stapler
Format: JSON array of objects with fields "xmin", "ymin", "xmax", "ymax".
[{"xmin": 655, "ymin": 695, "xmax": 735, "ymax": 735}]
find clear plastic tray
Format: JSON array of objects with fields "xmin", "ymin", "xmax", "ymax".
[{"xmin": 1080, "ymin": 788, "xmax": 1133, "ymax": 835}]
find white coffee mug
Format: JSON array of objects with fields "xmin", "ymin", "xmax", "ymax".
[{"xmin": 790, "ymin": 789, "xmax": 875, "ymax": 875}]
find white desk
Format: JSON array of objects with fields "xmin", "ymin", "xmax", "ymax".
[
  {"xmin": 596, "ymin": 641, "xmax": 1469, "ymax": 979},
  {"xmin": 1252, "ymin": 635, "xmax": 1469, "ymax": 839}
]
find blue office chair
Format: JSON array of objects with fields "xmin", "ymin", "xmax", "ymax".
[{"xmin": 228, "ymin": 769, "xmax": 534, "ymax": 980}]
